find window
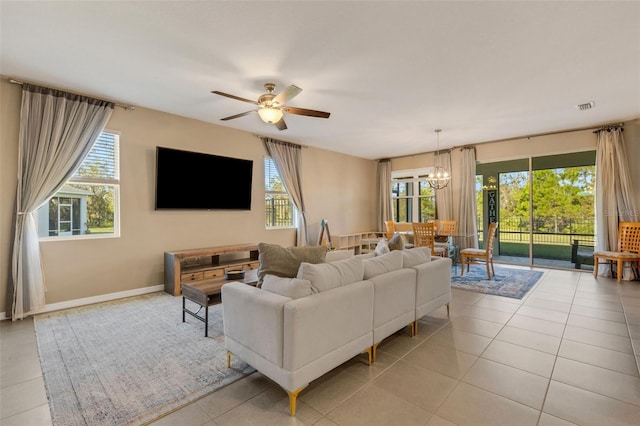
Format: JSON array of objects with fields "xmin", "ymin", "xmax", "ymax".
[
  {"xmin": 37, "ymin": 132, "xmax": 120, "ymax": 239},
  {"xmin": 264, "ymin": 158, "xmax": 294, "ymax": 228},
  {"xmin": 391, "ymin": 169, "xmax": 436, "ymax": 222}
]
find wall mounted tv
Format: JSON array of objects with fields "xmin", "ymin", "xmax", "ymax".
[{"xmin": 155, "ymin": 146, "xmax": 253, "ymax": 210}]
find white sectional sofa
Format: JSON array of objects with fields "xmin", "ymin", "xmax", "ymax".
[{"xmin": 221, "ymin": 245, "xmax": 451, "ymax": 415}]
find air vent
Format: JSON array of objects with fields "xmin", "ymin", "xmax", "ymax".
[{"xmin": 577, "ymin": 101, "xmax": 595, "ymax": 111}]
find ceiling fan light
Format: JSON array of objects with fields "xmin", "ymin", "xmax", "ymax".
[{"xmin": 258, "ymin": 107, "xmax": 283, "ymax": 124}]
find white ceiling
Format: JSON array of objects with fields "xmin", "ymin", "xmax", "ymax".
[{"xmin": 1, "ymin": 1, "xmax": 639, "ymax": 160}]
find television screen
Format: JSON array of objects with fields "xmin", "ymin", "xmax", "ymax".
[{"xmin": 155, "ymin": 146, "xmax": 253, "ymax": 210}]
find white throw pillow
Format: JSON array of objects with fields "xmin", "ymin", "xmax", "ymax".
[
  {"xmin": 297, "ymin": 257, "xmax": 364, "ymax": 293},
  {"xmin": 401, "ymin": 247, "xmax": 432, "ymax": 268},
  {"xmin": 374, "ymin": 239, "xmax": 390, "ymax": 256},
  {"xmin": 261, "ymin": 274, "xmax": 313, "ymax": 299},
  {"xmin": 363, "ymin": 250, "xmax": 403, "ymax": 279},
  {"xmin": 325, "ymin": 249, "xmax": 354, "ymax": 263}
]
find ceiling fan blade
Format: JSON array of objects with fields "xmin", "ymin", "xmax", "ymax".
[
  {"xmin": 273, "ymin": 85, "xmax": 302, "ymax": 106},
  {"xmin": 220, "ymin": 110, "xmax": 256, "ymax": 121},
  {"xmin": 282, "ymin": 106, "xmax": 330, "ymax": 119},
  {"xmin": 274, "ymin": 118, "xmax": 288, "ymax": 131},
  {"xmin": 212, "ymin": 91, "xmax": 258, "ymax": 105}
]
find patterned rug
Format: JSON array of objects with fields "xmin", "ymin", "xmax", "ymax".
[
  {"xmin": 451, "ymin": 265, "xmax": 544, "ymax": 299},
  {"xmin": 34, "ymin": 292, "xmax": 254, "ymax": 426}
]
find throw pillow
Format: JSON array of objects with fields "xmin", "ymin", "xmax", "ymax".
[
  {"xmin": 261, "ymin": 274, "xmax": 314, "ymax": 299},
  {"xmin": 388, "ymin": 233, "xmax": 405, "ymax": 251},
  {"xmin": 297, "ymin": 257, "xmax": 364, "ymax": 293},
  {"xmin": 257, "ymin": 243, "xmax": 327, "ymax": 287},
  {"xmin": 325, "ymin": 249, "xmax": 355, "ymax": 263},
  {"xmin": 363, "ymin": 250, "xmax": 403, "ymax": 279},
  {"xmin": 374, "ymin": 239, "xmax": 390, "ymax": 256},
  {"xmin": 401, "ymin": 247, "xmax": 432, "ymax": 268}
]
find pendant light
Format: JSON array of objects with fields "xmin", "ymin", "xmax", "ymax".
[{"xmin": 426, "ymin": 129, "xmax": 451, "ymax": 190}]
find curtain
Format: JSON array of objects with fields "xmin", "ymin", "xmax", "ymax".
[
  {"xmin": 262, "ymin": 137, "xmax": 309, "ymax": 246},
  {"xmin": 11, "ymin": 84, "xmax": 114, "ymax": 320},
  {"xmin": 458, "ymin": 147, "xmax": 479, "ymax": 250},
  {"xmin": 435, "ymin": 150, "xmax": 453, "ymax": 220},
  {"xmin": 595, "ymin": 126, "xmax": 638, "ymax": 278},
  {"xmin": 377, "ymin": 159, "xmax": 392, "ymax": 232}
]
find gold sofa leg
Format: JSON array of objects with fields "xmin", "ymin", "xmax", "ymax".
[
  {"xmin": 287, "ymin": 387, "xmax": 305, "ymax": 416},
  {"xmin": 409, "ymin": 321, "xmax": 416, "ymax": 336},
  {"xmin": 226, "ymin": 350, "xmax": 232, "ymax": 368},
  {"xmin": 372, "ymin": 342, "xmax": 379, "ymax": 363},
  {"xmin": 365, "ymin": 346, "xmax": 373, "ymax": 365},
  {"xmin": 446, "ymin": 303, "xmax": 450, "ymax": 317}
]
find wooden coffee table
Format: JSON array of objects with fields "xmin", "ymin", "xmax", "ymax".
[{"xmin": 181, "ymin": 269, "xmax": 258, "ymax": 337}]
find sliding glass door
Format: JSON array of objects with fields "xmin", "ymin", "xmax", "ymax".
[{"xmin": 476, "ymin": 151, "xmax": 595, "ymax": 269}]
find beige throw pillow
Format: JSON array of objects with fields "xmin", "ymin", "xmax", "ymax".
[
  {"xmin": 261, "ymin": 275, "xmax": 314, "ymax": 299},
  {"xmin": 388, "ymin": 233, "xmax": 405, "ymax": 251},
  {"xmin": 257, "ymin": 243, "xmax": 327, "ymax": 287}
]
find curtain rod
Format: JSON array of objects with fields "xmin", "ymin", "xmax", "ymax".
[
  {"xmin": 450, "ymin": 121, "xmax": 626, "ymax": 150},
  {"xmin": 255, "ymin": 134, "xmax": 308, "ymax": 148},
  {"xmin": 7, "ymin": 78, "xmax": 135, "ymax": 111}
]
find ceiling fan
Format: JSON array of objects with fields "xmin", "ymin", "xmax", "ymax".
[{"xmin": 211, "ymin": 83, "xmax": 330, "ymax": 131}]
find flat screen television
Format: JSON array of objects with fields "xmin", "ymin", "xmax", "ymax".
[{"xmin": 155, "ymin": 146, "xmax": 253, "ymax": 210}]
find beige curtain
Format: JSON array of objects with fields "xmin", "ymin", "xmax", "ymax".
[
  {"xmin": 458, "ymin": 147, "xmax": 479, "ymax": 250},
  {"xmin": 377, "ymin": 159, "xmax": 392, "ymax": 232},
  {"xmin": 595, "ymin": 126, "xmax": 637, "ymax": 278},
  {"xmin": 262, "ymin": 137, "xmax": 309, "ymax": 246},
  {"xmin": 435, "ymin": 150, "xmax": 453, "ymax": 220},
  {"xmin": 11, "ymin": 84, "xmax": 114, "ymax": 319}
]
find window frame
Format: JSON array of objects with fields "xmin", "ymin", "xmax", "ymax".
[
  {"xmin": 38, "ymin": 130, "xmax": 121, "ymax": 241},
  {"xmin": 391, "ymin": 168, "xmax": 437, "ymax": 223},
  {"xmin": 264, "ymin": 157, "xmax": 296, "ymax": 229}
]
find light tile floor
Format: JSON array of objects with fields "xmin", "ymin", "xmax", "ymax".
[{"xmin": 1, "ymin": 267, "xmax": 639, "ymax": 425}]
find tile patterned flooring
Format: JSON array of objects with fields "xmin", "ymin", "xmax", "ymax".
[{"xmin": 1, "ymin": 267, "xmax": 639, "ymax": 425}]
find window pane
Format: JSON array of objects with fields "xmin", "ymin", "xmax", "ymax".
[
  {"xmin": 419, "ymin": 197, "xmax": 435, "ymax": 221},
  {"xmin": 264, "ymin": 158, "xmax": 293, "ymax": 227},
  {"xmin": 74, "ymin": 133, "xmax": 119, "ymax": 180}
]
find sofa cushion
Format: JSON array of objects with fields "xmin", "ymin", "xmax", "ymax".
[
  {"xmin": 401, "ymin": 247, "xmax": 432, "ymax": 268},
  {"xmin": 374, "ymin": 239, "xmax": 390, "ymax": 256},
  {"xmin": 363, "ymin": 250, "xmax": 403, "ymax": 279},
  {"xmin": 325, "ymin": 249, "xmax": 354, "ymax": 263},
  {"xmin": 388, "ymin": 233, "xmax": 405, "ymax": 251},
  {"xmin": 257, "ymin": 243, "xmax": 327, "ymax": 287},
  {"xmin": 297, "ymin": 257, "xmax": 364, "ymax": 293},
  {"xmin": 261, "ymin": 274, "xmax": 314, "ymax": 299}
]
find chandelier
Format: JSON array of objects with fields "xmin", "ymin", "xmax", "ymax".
[{"xmin": 426, "ymin": 129, "xmax": 451, "ymax": 190}]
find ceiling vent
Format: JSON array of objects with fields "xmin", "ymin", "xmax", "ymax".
[{"xmin": 577, "ymin": 101, "xmax": 595, "ymax": 111}]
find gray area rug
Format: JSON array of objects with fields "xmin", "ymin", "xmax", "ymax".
[{"xmin": 34, "ymin": 292, "xmax": 254, "ymax": 426}]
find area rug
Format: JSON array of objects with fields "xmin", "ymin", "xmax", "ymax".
[
  {"xmin": 451, "ymin": 265, "xmax": 544, "ymax": 299},
  {"xmin": 34, "ymin": 292, "xmax": 254, "ymax": 426}
]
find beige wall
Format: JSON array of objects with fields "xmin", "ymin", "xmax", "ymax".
[
  {"xmin": 391, "ymin": 123, "xmax": 640, "ymax": 224},
  {"xmin": 0, "ymin": 80, "xmax": 377, "ymax": 313}
]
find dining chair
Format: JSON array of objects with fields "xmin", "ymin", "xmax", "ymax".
[
  {"xmin": 384, "ymin": 220, "xmax": 396, "ymax": 240},
  {"xmin": 593, "ymin": 221, "xmax": 640, "ymax": 282},
  {"xmin": 412, "ymin": 222, "xmax": 446, "ymax": 257},
  {"xmin": 435, "ymin": 220, "xmax": 457, "ymax": 258},
  {"xmin": 460, "ymin": 222, "xmax": 498, "ymax": 280}
]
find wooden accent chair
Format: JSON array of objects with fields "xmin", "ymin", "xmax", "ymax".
[
  {"xmin": 594, "ymin": 222, "xmax": 640, "ymax": 283},
  {"xmin": 460, "ymin": 222, "xmax": 498, "ymax": 280},
  {"xmin": 412, "ymin": 222, "xmax": 446, "ymax": 257}
]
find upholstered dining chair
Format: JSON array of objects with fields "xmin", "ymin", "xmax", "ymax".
[
  {"xmin": 412, "ymin": 222, "xmax": 446, "ymax": 257},
  {"xmin": 593, "ymin": 221, "xmax": 640, "ymax": 283},
  {"xmin": 460, "ymin": 222, "xmax": 498, "ymax": 280}
]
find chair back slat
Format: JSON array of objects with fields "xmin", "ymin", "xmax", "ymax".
[
  {"xmin": 618, "ymin": 222, "xmax": 640, "ymax": 253},
  {"xmin": 486, "ymin": 222, "xmax": 499, "ymax": 257}
]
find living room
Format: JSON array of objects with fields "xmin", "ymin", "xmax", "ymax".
[{"xmin": 1, "ymin": 2, "xmax": 640, "ymax": 425}]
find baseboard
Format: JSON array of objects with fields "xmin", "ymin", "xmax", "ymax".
[{"xmin": 0, "ymin": 285, "xmax": 165, "ymax": 320}]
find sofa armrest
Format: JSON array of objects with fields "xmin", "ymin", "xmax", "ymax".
[
  {"xmin": 283, "ymin": 280, "xmax": 374, "ymax": 371},
  {"xmin": 413, "ymin": 257, "xmax": 451, "ymax": 308},
  {"xmin": 222, "ymin": 282, "xmax": 292, "ymax": 367}
]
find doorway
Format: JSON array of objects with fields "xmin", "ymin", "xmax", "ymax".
[{"xmin": 477, "ymin": 151, "xmax": 596, "ymax": 269}]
